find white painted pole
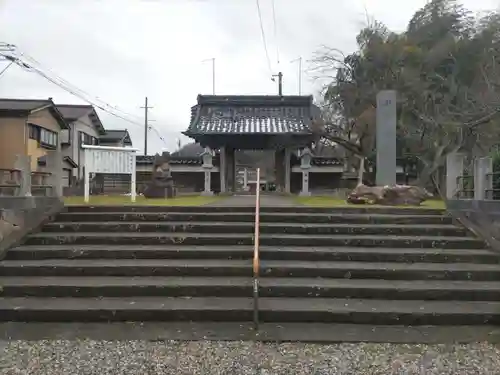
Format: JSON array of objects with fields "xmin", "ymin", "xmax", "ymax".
[
  {"xmin": 84, "ymin": 170, "xmax": 90, "ymax": 203},
  {"xmin": 131, "ymin": 152, "xmax": 137, "ymax": 202}
]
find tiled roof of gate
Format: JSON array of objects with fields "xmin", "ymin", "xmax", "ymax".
[{"xmin": 184, "ymin": 95, "xmax": 317, "ymax": 135}]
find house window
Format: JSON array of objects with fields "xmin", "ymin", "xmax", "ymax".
[
  {"xmin": 28, "ymin": 123, "xmax": 57, "ymax": 149},
  {"xmin": 79, "ymin": 132, "xmax": 99, "ymax": 146},
  {"xmin": 40, "ymin": 128, "xmax": 58, "ymax": 148},
  {"xmin": 28, "ymin": 124, "xmax": 40, "ymax": 140}
]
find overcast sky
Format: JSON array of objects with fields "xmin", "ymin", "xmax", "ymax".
[{"xmin": 0, "ymin": 0, "xmax": 498, "ymax": 154}]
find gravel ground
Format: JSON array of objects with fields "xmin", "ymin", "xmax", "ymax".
[{"xmin": 0, "ymin": 340, "xmax": 499, "ymax": 374}]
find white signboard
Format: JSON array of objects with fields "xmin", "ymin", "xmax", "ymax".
[{"xmin": 82, "ymin": 145, "xmax": 138, "ymax": 203}]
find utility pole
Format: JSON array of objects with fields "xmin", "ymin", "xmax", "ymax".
[
  {"xmin": 211, "ymin": 58, "xmax": 215, "ymax": 95},
  {"xmin": 202, "ymin": 58, "xmax": 216, "ymax": 94},
  {"xmin": 272, "ymin": 72, "xmax": 283, "ymax": 96},
  {"xmin": 140, "ymin": 97, "xmax": 153, "ymax": 156},
  {"xmin": 291, "ymin": 57, "xmax": 302, "ymax": 95}
]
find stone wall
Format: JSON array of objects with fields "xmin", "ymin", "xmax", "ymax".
[
  {"xmin": 0, "ymin": 196, "xmax": 63, "ymax": 258},
  {"xmin": 446, "ymin": 199, "xmax": 500, "ymax": 252}
]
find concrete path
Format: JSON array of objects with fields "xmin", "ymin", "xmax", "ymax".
[{"xmin": 208, "ymin": 194, "xmax": 298, "ymax": 207}]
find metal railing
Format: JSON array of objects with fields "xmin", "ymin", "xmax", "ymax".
[{"xmin": 252, "ymin": 168, "xmax": 261, "ymax": 330}]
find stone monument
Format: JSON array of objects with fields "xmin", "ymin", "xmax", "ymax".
[
  {"xmin": 143, "ymin": 152, "xmax": 176, "ymax": 199},
  {"xmin": 375, "ymin": 90, "xmax": 397, "ymax": 186}
]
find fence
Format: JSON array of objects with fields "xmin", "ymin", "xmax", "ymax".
[{"xmin": 446, "ymin": 154, "xmax": 500, "ymax": 252}]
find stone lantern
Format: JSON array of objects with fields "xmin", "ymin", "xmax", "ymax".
[
  {"xmin": 201, "ymin": 147, "xmax": 213, "ymax": 195},
  {"xmin": 299, "ymin": 147, "xmax": 312, "ymax": 196}
]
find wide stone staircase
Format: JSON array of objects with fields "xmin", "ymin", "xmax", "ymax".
[{"xmin": 1, "ymin": 204, "xmax": 500, "ymax": 341}]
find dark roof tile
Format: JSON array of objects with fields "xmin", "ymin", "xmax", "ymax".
[
  {"xmin": 56, "ymin": 104, "xmax": 105, "ymax": 134},
  {"xmin": 0, "ymin": 98, "xmax": 51, "ymax": 112},
  {"xmin": 56, "ymin": 104, "xmax": 92, "ymax": 120},
  {"xmin": 100, "ymin": 129, "xmax": 132, "ymax": 145},
  {"xmin": 184, "ymin": 95, "xmax": 316, "ymax": 135},
  {"xmin": 0, "ymin": 98, "xmax": 69, "ymax": 129}
]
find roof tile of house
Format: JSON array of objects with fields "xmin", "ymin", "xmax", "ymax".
[
  {"xmin": 100, "ymin": 129, "xmax": 132, "ymax": 144},
  {"xmin": 0, "ymin": 98, "xmax": 69, "ymax": 129},
  {"xmin": 56, "ymin": 104, "xmax": 92, "ymax": 120},
  {"xmin": 0, "ymin": 98, "xmax": 52, "ymax": 112}
]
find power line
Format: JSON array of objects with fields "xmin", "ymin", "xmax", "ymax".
[
  {"xmin": 0, "ymin": 61, "xmax": 13, "ymax": 79},
  {"xmin": 271, "ymin": 0, "xmax": 280, "ymax": 65},
  {"xmin": 150, "ymin": 126, "xmax": 168, "ymax": 147},
  {"xmin": 0, "ymin": 47, "xmax": 144, "ymax": 126},
  {"xmin": 0, "ymin": 46, "xmax": 166, "ymax": 139},
  {"xmin": 1, "ymin": 44, "xmax": 169, "ymax": 149},
  {"xmin": 19, "ymin": 51, "xmax": 143, "ymax": 122},
  {"xmin": 255, "ymin": 0, "xmax": 273, "ymax": 75}
]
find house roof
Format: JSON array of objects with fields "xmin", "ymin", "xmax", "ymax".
[
  {"xmin": 184, "ymin": 95, "xmax": 317, "ymax": 136},
  {"xmin": 0, "ymin": 98, "xmax": 51, "ymax": 112},
  {"xmin": 0, "ymin": 98, "xmax": 69, "ymax": 129},
  {"xmin": 38, "ymin": 155, "xmax": 78, "ymax": 168},
  {"xmin": 56, "ymin": 104, "xmax": 106, "ymax": 134},
  {"xmin": 100, "ymin": 129, "xmax": 133, "ymax": 145}
]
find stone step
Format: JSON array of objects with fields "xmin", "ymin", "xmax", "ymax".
[
  {"xmin": 0, "ymin": 259, "xmax": 252, "ymax": 277},
  {"xmin": 64, "ymin": 205, "xmax": 446, "ymax": 216},
  {"xmin": 6, "ymin": 245, "xmax": 253, "ymax": 260},
  {"xmin": 23, "ymin": 232, "xmax": 486, "ymax": 249},
  {"xmin": 259, "ymin": 278, "xmax": 500, "ymax": 301},
  {"xmin": 0, "ymin": 276, "xmax": 253, "ymax": 298},
  {"xmin": 260, "ymin": 260, "xmax": 500, "ymax": 280},
  {"xmin": 2, "ymin": 259, "xmax": 499, "ymax": 280},
  {"xmin": 2, "ymin": 276, "xmax": 500, "ymax": 301},
  {"xmin": 8, "ymin": 245, "xmax": 498, "ymax": 263},
  {"xmin": 55, "ymin": 212, "xmax": 453, "ymax": 225},
  {"xmin": 41, "ymin": 221, "xmax": 468, "ymax": 237},
  {"xmin": 0, "ymin": 322, "xmax": 497, "ymax": 343},
  {"xmin": 0, "ymin": 296, "xmax": 498, "ymax": 325}
]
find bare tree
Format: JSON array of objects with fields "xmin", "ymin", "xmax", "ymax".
[{"xmin": 310, "ymin": 0, "xmax": 500, "ymax": 191}]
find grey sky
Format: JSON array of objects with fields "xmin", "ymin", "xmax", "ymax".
[{"xmin": 0, "ymin": 0, "xmax": 497, "ymax": 153}]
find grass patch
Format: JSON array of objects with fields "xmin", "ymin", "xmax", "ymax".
[
  {"xmin": 294, "ymin": 196, "xmax": 445, "ymax": 209},
  {"xmin": 64, "ymin": 195, "xmax": 221, "ymax": 206}
]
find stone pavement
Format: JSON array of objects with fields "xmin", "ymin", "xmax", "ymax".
[{"xmin": 207, "ymin": 194, "xmax": 298, "ymax": 207}]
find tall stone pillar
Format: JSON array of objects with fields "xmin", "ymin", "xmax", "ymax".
[
  {"xmin": 243, "ymin": 168, "xmax": 248, "ymax": 191},
  {"xmin": 45, "ymin": 150, "xmax": 63, "ymax": 197},
  {"xmin": 14, "ymin": 154, "xmax": 31, "ymax": 197},
  {"xmin": 219, "ymin": 147, "xmax": 227, "ymax": 193},
  {"xmin": 224, "ymin": 147, "xmax": 236, "ymax": 193},
  {"xmin": 284, "ymin": 148, "xmax": 291, "ymax": 193},
  {"xmin": 299, "ymin": 147, "xmax": 312, "ymax": 196},
  {"xmin": 474, "ymin": 157, "xmax": 493, "ymax": 200},
  {"xmin": 376, "ymin": 90, "xmax": 397, "ymax": 186},
  {"xmin": 446, "ymin": 152, "xmax": 465, "ymax": 199},
  {"xmin": 274, "ymin": 149, "xmax": 285, "ymax": 192},
  {"xmin": 201, "ymin": 147, "xmax": 213, "ymax": 196}
]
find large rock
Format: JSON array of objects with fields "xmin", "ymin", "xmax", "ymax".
[
  {"xmin": 143, "ymin": 152, "xmax": 176, "ymax": 199},
  {"xmin": 347, "ymin": 184, "xmax": 432, "ymax": 206}
]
